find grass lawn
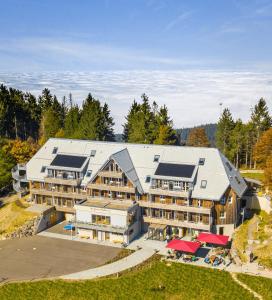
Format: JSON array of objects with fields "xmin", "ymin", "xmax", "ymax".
[
  {"xmin": 238, "ymin": 273, "xmax": 272, "ymax": 300},
  {"xmin": 0, "ymin": 258, "xmax": 256, "ymax": 300},
  {"xmin": 242, "ymin": 172, "xmax": 264, "ymax": 183},
  {"xmin": 0, "ymin": 197, "xmax": 37, "ymax": 237}
]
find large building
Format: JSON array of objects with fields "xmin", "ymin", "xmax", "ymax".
[{"xmin": 26, "ymin": 138, "xmax": 247, "ymax": 243}]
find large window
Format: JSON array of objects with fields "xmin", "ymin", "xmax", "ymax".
[{"xmin": 92, "ymin": 215, "xmax": 110, "ymax": 225}]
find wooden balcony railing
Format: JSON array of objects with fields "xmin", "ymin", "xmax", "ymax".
[
  {"xmin": 138, "ymin": 200, "xmax": 211, "ymax": 214},
  {"xmin": 149, "ymin": 187, "xmax": 189, "ymax": 197},
  {"xmin": 88, "ymin": 183, "xmax": 135, "ymax": 193},
  {"xmin": 44, "ymin": 176, "xmax": 82, "ymax": 186},
  {"xmin": 143, "ymin": 216, "xmax": 211, "ymax": 231},
  {"xmin": 97, "ymin": 170, "xmax": 123, "ymax": 179},
  {"xmin": 31, "ymin": 188, "xmax": 87, "ymax": 200}
]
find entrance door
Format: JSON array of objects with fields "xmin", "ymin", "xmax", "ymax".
[
  {"xmin": 49, "ymin": 212, "xmax": 57, "ymax": 226},
  {"xmin": 105, "ymin": 232, "xmax": 110, "ymax": 241},
  {"xmin": 93, "ymin": 230, "xmax": 98, "ymax": 239},
  {"xmin": 219, "ymin": 227, "xmax": 224, "ymax": 235}
]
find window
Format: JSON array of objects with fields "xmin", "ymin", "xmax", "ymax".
[
  {"xmin": 41, "ymin": 166, "xmax": 46, "ymax": 173},
  {"xmin": 220, "ymin": 211, "xmax": 226, "ymax": 219},
  {"xmin": 225, "ymin": 161, "xmax": 232, "ymax": 171},
  {"xmin": 163, "ymin": 180, "xmax": 168, "ymax": 187},
  {"xmin": 228, "ymin": 195, "xmax": 233, "ymax": 204},
  {"xmin": 90, "ymin": 150, "xmax": 96, "ymax": 157},
  {"xmin": 235, "ymin": 176, "xmax": 241, "ymax": 184},
  {"xmin": 160, "ymin": 195, "xmax": 165, "ymax": 201},
  {"xmin": 154, "ymin": 155, "xmax": 160, "ymax": 162},
  {"xmin": 200, "ymin": 180, "xmax": 207, "ymax": 189},
  {"xmin": 220, "ymin": 197, "xmax": 226, "ymax": 205},
  {"xmin": 52, "ymin": 147, "xmax": 58, "ymax": 154},
  {"xmin": 145, "ymin": 176, "xmax": 151, "ymax": 183},
  {"xmin": 199, "ymin": 158, "xmax": 205, "ymax": 165},
  {"xmin": 174, "ymin": 181, "xmax": 181, "ymax": 188},
  {"xmin": 86, "ymin": 170, "xmax": 92, "ymax": 177}
]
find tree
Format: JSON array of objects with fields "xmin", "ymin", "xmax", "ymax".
[
  {"xmin": 0, "ymin": 139, "xmax": 16, "ymax": 190},
  {"xmin": 39, "ymin": 107, "xmax": 62, "ymax": 144},
  {"xmin": 264, "ymin": 155, "xmax": 272, "ymax": 190},
  {"xmin": 186, "ymin": 127, "xmax": 210, "ymax": 147},
  {"xmin": 250, "ymin": 98, "xmax": 271, "ymax": 168},
  {"xmin": 253, "ymin": 128, "xmax": 272, "ymax": 168},
  {"xmin": 123, "ymin": 100, "xmax": 141, "ymax": 142},
  {"xmin": 216, "ymin": 108, "xmax": 235, "ymax": 159},
  {"xmin": 99, "ymin": 103, "xmax": 115, "ymax": 141},
  {"xmin": 229, "ymin": 119, "xmax": 245, "ymax": 168},
  {"xmin": 64, "ymin": 105, "xmax": 81, "ymax": 138},
  {"xmin": 75, "ymin": 94, "xmax": 114, "ymax": 140},
  {"xmin": 3, "ymin": 138, "xmax": 39, "ymax": 164},
  {"xmin": 38, "ymin": 88, "xmax": 53, "ymax": 111}
]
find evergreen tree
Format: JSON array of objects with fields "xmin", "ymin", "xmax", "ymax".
[
  {"xmin": 250, "ymin": 98, "xmax": 271, "ymax": 168},
  {"xmin": 186, "ymin": 127, "xmax": 210, "ymax": 147},
  {"xmin": 64, "ymin": 105, "xmax": 81, "ymax": 138},
  {"xmin": 99, "ymin": 103, "xmax": 115, "ymax": 141},
  {"xmin": 229, "ymin": 119, "xmax": 245, "ymax": 168},
  {"xmin": 122, "ymin": 100, "xmax": 141, "ymax": 142},
  {"xmin": 154, "ymin": 105, "xmax": 177, "ymax": 145},
  {"xmin": 216, "ymin": 108, "xmax": 235, "ymax": 159},
  {"xmin": 38, "ymin": 88, "xmax": 53, "ymax": 111}
]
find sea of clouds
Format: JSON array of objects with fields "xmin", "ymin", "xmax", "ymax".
[{"xmin": 1, "ymin": 70, "xmax": 272, "ymax": 132}]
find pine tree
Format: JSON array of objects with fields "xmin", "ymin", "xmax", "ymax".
[
  {"xmin": 186, "ymin": 127, "xmax": 210, "ymax": 147},
  {"xmin": 154, "ymin": 105, "xmax": 177, "ymax": 145},
  {"xmin": 216, "ymin": 108, "xmax": 235, "ymax": 159},
  {"xmin": 64, "ymin": 105, "xmax": 81, "ymax": 138},
  {"xmin": 99, "ymin": 103, "xmax": 115, "ymax": 141},
  {"xmin": 250, "ymin": 98, "xmax": 271, "ymax": 168},
  {"xmin": 38, "ymin": 88, "xmax": 53, "ymax": 111},
  {"xmin": 122, "ymin": 100, "xmax": 141, "ymax": 142},
  {"xmin": 229, "ymin": 119, "xmax": 245, "ymax": 168}
]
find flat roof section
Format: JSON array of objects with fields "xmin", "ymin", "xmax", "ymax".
[
  {"xmin": 80, "ymin": 199, "xmax": 136, "ymax": 211},
  {"xmin": 50, "ymin": 154, "xmax": 87, "ymax": 169},
  {"xmin": 155, "ymin": 163, "xmax": 195, "ymax": 178}
]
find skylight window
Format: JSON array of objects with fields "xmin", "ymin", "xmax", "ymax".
[
  {"xmin": 200, "ymin": 180, "xmax": 207, "ymax": 189},
  {"xmin": 86, "ymin": 170, "xmax": 92, "ymax": 177},
  {"xmin": 199, "ymin": 158, "xmax": 205, "ymax": 166},
  {"xmin": 225, "ymin": 161, "xmax": 232, "ymax": 171},
  {"xmin": 52, "ymin": 147, "xmax": 58, "ymax": 154},
  {"xmin": 154, "ymin": 155, "xmax": 160, "ymax": 162},
  {"xmin": 41, "ymin": 166, "xmax": 46, "ymax": 173},
  {"xmin": 145, "ymin": 176, "xmax": 151, "ymax": 183},
  {"xmin": 90, "ymin": 150, "xmax": 96, "ymax": 157}
]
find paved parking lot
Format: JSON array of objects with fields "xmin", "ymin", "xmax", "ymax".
[{"xmin": 0, "ymin": 236, "xmax": 120, "ymax": 283}]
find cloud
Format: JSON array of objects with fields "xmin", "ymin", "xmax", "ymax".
[
  {"xmin": 0, "ymin": 70, "xmax": 271, "ymax": 133},
  {"xmin": 164, "ymin": 11, "xmax": 193, "ymax": 32}
]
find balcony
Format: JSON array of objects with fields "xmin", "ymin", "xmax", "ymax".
[
  {"xmin": 31, "ymin": 188, "xmax": 87, "ymax": 200},
  {"xmin": 55, "ymin": 206, "xmax": 75, "ymax": 214},
  {"xmin": 75, "ymin": 221, "xmax": 127, "ymax": 234},
  {"xmin": 98, "ymin": 170, "xmax": 123, "ymax": 179},
  {"xmin": 149, "ymin": 186, "xmax": 189, "ymax": 197},
  {"xmin": 143, "ymin": 216, "xmax": 211, "ymax": 231},
  {"xmin": 88, "ymin": 183, "xmax": 135, "ymax": 193},
  {"xmin": 45, "ymin": 176, "xmax": 82, "ymax": 186},
  {"xmin": 138, "ymin": 200, "xmax": 211, "ymax": 214}
]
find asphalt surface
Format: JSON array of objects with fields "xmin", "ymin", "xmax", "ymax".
[{"xmin": 0, "ymin": 236, "xmax": 120, "ymax": 283}]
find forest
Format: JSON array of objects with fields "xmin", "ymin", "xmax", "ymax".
[{"xmin": 0, "ymin": 83, "xmax": 271, "ymax": 192}]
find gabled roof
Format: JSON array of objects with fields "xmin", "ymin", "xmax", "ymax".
[
  {"xmin": 110, "ymin": 148, "xmax": 144, "ymax": 194},
  {"xmin": 26, "ymin": 138, "xmax": 247, "ymax": 201}
]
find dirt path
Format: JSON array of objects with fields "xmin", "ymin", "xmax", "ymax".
[{"xmin": 230, "ymin": 272, "xmax": 263, "ymax": 300}]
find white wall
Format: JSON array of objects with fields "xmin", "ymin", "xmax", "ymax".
[{"xmin": 244, "ymin": 195, "xmax": 271, "ymax": 214}]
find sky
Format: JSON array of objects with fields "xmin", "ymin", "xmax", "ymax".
[{"xmin": 0, "ymin": 0, "xmax": 272, "ymax": 132}]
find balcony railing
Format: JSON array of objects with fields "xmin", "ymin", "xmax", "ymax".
[
  {"xmin": 149, "ymin": 186, "xmax": 189, "ymax": 197},
  {"xmin": 45, "ymin": 176, "xmax": 82, "ymax": 186},
  {"xmin": 138, "ymin": 200, "xmax": 211, "ymax": 214},
  {"xmin": 98, "ymin": 170, "xmax": 123, "ymax": 179},
  {"xmin": 143, "ymin": 216, "xmax": 211, "ymax": 231},
  {"xmin": 88, "ymin": 183, "xmax": 135, "ymax": 193},
  {"xmin": 31, "ymin": 188, "xmax": 87, "ymax": 200},
  {"xmin": 75, "ymin": 221, "xmax": 128, "ymax": 234}
]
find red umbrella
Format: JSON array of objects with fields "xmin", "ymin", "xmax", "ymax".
[
  {"xmin": 166, "ymin": 239, "xmax": 201, "ymax": 254},
  {"xmin": 197, "ymin": 233, "xmax": 229, "ymax": 246}
]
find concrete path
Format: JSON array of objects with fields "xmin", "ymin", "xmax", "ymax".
[
  {"xmin": 230, "ymin": 272, "xmax": 263, "ymax": 300},
  {"xmin": 61, "ymin": 248, "xmax": 154, "ymax": 280}
]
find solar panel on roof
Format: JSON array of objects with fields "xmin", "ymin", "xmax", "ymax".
[
  {"xmin": 50, "ymin": 154, "xmax": 87, "ymax": 168},
  {"xmin": 155, "ymin": 163, "xmax": 195, "ymax": 178}
]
